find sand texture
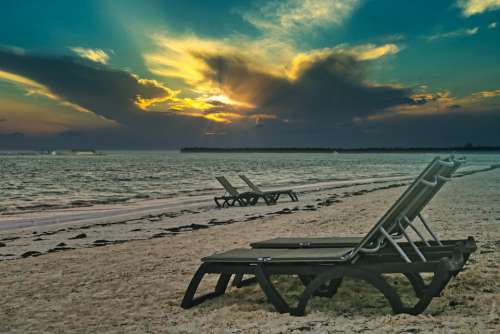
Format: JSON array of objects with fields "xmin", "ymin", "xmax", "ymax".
[{"xmin": 0, "ymin": 169, "xmax": 499, "ymax": 333}]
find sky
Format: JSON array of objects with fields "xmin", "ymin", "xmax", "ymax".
[{"xmin": 0, "ymin": 0, "xmax": 499, "ymax": 149}]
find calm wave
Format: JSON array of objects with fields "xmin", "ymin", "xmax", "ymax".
[{"xmin": 1, "ymin": 151, "xmax": 498, "ymax": 214}]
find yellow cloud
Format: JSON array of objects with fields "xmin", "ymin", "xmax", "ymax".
[
  {"xmin": 175, "ymin": 110, "xmax": 275, "ymax": 124},
  {"xmin": 71, "ymin": 47, "xmax": 110, "ymax": 64},
  {"xmin": 144, "ymin": 34, "xmax": 289, "ymax": 90},
  {"xmin": 472, "ymin": 89, "xmax": 500, "ymax": 98},
  {"xmin": 354, "ymin": 44, "xmax": 400, "ymax": 60},
  {"xmin": 144, "ymin": 35, "xmax": 229, "ymax": 86},
  {"xmin": 287, "ymin": 44, "xmax": 399, "ymax": 80},
  {"xmin": 458, "ymin": 0, "xmax": 500, "ymax": 16},
  {"xmin": 0, "ymin": 70, "xmax": 44, "ymax": 89},
  {"xmin": 0, "ymin": 70, "xmax": 92, "ymax": 114},
  {"xmin": 144, "ymin": 34, "xmax": 280, "ymax": 115}
]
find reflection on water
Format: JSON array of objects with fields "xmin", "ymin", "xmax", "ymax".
[{"xmin": 0, "ymin": 151, "xmax": 498, "ymax": 214}]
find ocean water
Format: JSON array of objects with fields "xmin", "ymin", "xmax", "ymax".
[{"xmin": 1, "ymin": 151, "xmax": 498, "ymax": 214}]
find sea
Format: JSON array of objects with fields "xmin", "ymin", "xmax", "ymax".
[{"xmin": 1, "ymin": 151, "xmax": 499, "ymax": 215}]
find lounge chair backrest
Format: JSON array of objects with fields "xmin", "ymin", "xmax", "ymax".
[
  {"xmin": 239, "ymin": 175, "xmax": 263, "ymax": 194},
  {"xmin": 387, "ymin": 159, "xmax": 457, "ymax": 237},
  {"xmin": 401, "ymin": 157, "xmax": 461, "ymax": 228},
  {"xmin": 382, "ymin": 157, "xmax": 460, "ymax": 240},
  {"xmin": 216, "ymin": 176, "xmax": 240, "ymax": 197},
  {"xmin": 349, "ymin": 156, "xmax": 461, "ymax": 258}
]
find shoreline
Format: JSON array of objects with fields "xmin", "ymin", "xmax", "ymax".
[
  {"xmin": 0, "ymin": 175, "xmax": 416, "ymax": 231},
  {"xmin": 0, "ymin": 164, "xmax": 497, "ymax": 262},
  {"xmin": 0, "ymin": 176, "xmax": 414, "ymax": 261}
]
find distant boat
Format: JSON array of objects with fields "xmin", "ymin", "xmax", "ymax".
[{"xmin": 71, "ymin": 149, "xmax": 97, "ymax": 155}]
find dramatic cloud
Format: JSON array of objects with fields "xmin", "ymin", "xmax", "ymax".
[
  {"xmin": 0, "ymin": 47, "xmax": 278, "ymax": 145},
  {"xmin": 71, "ymin": 47, "xmax": 110, "ymax": 64},
  {"xmin": 198, "ymin": 51, "xmax": 415, "ymax": 125},
  {"xmin": 0, "ymin": 47, "xmax": 176, "ymax": 126},
  {"xmin": 289, "ymin": 44, "xmax": 400, "ymax": 72},
  {"xmin": 458, "ymin": 0, "xmax": 500, "ymax": 16},
  {"xmin": 425, "ymin": 27, "xmax": 479, "ymax": 41},
  {"xmin": 145, "ymin": 32, "xmax": 401, "ymax": 96}
]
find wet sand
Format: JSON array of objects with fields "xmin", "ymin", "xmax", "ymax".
[{"xmin": 0, "ymin": 168, "xmax": 499, "ymax": 333}]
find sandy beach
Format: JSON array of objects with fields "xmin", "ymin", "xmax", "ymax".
[{"xmin": 1, "ymin": 168, "xmax": 499, "ymax": 333}]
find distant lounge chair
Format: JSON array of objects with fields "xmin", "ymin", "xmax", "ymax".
[
  {"xmin": 239, "ymin": 175, "xmax": 298, "ymax": 202},
  {"xmin": 181, "ymin": 156, "xmax": 476, "ymax": 315},
  {"xmin": 214, "ymin": 176, "xmax": 274, "ymax": 208}
]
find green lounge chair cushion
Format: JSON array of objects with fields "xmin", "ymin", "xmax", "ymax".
[{"xmin": 202, "ymin": 247, "xmax": 354, "ymax": 263}]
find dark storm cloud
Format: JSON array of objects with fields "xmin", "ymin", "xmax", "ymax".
[
  {"xmin": 199, "ymin": 53, "xmax": 415, "ymax": 124},
  {"xmin": 0, "ymin": 47, "xmax": 217, "ymax": 147},
  {"xmin": 0, "ymin": 47, "xmax": 172, "ymax": 125}
]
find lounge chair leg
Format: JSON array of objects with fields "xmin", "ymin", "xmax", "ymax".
[
  {"xmin": 181, "ymin": 264, "xmax": 231, "ymax": 309},
  {"xmin": 255, "ymin": 266, "xmax": 290, "ymax": 314},
  {"xmin": 298, "ymin": 274, "xmax": 313, "ymax": 286},
  {"xmin": 316, "ymin": 278, "xmax": 343, "ymax": 297},
  {"xmin": 262, "ymin": 195, "xmax": 275, "ymax": 206},
  {"xmin": 233, "ymin": 273, "xmax": 243, "ymax": 287},
  {"xmin": 291, "ymin": 268, "xmax": 405, "ymax": 316},
  {"xmin": 298, "ymin": 275, "xmax": 342, "ymax": 297},
  {"xmin": 406, "ymin": 269, "xmax": 452, "ymax": 315},
  {"xmin": 250, "ymin": 195, "xmax": 259, "ymax": 205},
  {"xmin": 215, "ymin": 274, "xmax": 232, "ymax": 294},
  {"xmin": 232, "ymin": 274, "xmax": 258, "ymax": 288},
  {"xmin": 403, "ymin": 273, "xmax": 428, "ymax": 298},
  {"xmin": 274, "ymin": 194, "xmax": 280, "ymax": 202}
]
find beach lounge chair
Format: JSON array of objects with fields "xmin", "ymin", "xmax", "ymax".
[
  {"xmin": 251, "ymin": 156, "xmax": 466, "ymax": 250},
  {"xmin": 181, "ymin": 157, "xmax": 476, "ymax": 315},
  {"xmin": 214, "ymin": 176, "xmax": 274, "ymax": 208},
  {"xmin": 239, "ymin": 174, "xmax": 299, "ymax": 202},
  {"xmin": 238, "ymin": 156, "xmax": 475, "ymax": 289}
]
